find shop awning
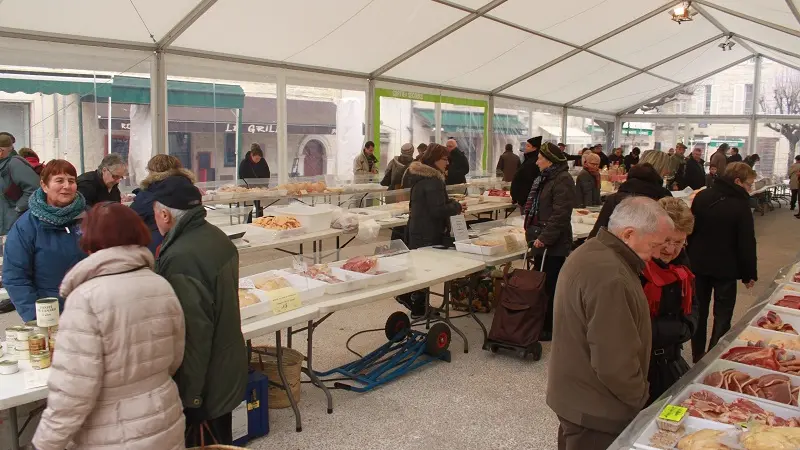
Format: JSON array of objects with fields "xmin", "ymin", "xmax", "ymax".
[
  {"xmin": 110, "ymin": 76, "xmax": 245, "ymax": 109},
  {"xmin": 414, "ymin": 109, "xmax": 522, "ymax": 134},
  {"xmin": 0, "ymin": 73, "xmax": 112, "ymax": 96}
]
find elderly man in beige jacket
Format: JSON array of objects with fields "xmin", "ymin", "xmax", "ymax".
[{"xmin": 547, "ymin": 196, "xmax": 674, "ymax": 450}]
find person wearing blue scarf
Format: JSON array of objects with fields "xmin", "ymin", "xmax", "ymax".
[{"xmin": 3, "ymin": 160, "xmax": 87, "ymax": 322}]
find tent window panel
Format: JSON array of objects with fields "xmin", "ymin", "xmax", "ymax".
[
  {"xmin": 733, "ymin": 84, "xmax": 744, "ymax": 115},
  {"xmin": 744, "ymin": 84, "xmax": 754, "ymax": 115}
]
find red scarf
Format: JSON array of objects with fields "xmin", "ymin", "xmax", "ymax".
[{"xmin": 642, "ymin": 260, "xmax": 694, "ymax": 318}]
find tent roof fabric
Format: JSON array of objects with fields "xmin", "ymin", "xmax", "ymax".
[{"xmin": 0, "ymin": 0, "xmax": 799, "ymax": 114}]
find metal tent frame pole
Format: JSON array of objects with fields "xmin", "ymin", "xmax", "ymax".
[
  {"xmin": 277, "ymin": 73, "xmax": 288, "ymax": 185},
  {"xmin": 749, "ymin": 55, "xmax": 762, "ymax": 156},
  {"xmin": 150, "ymin": 51, "xmax": 167, "ymax": 155}
]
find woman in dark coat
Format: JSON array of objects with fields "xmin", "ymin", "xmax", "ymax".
[
  {"xmin": 589, "ymin": 163, "xmax": 671, "ymax": 238},
  {"xmin": 238, "ymin": 143, "xmax": 271, "ymax": 181},
  {"xmin": 522, "ymin": 142, "xmax": 575, "ymax": 341},
  {"xmin": 403, "ymin": 144, "xmax": 463, "ymax": 249},
  {"xmin": 688, "ymin": 162, "xmax": 758, "ymax": 362},
  {"xmin": 398, "ymin": 144, "xmax": 463, "ymax": 317},
  {"xmin": 643, "ymin": 197, "xmax": 699, "ymax": 405}
]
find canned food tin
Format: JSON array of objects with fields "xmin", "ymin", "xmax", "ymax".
[
  {"xmin": 35, "ymin": 297, "xmax": 60, "ymax": 327},
  {"xmin": 29, "ymin": 334, "xmax": 47, "ymax": 353},
  {"xmin": 5, "ymin": 326, "xmax": 19, "ymax": 356},
  {"xmin": 47, "ymin": 325, "xmax": 58, "ymax": 336},
  {"xmin": 30, "ymin": 350, "xmax": 51, "ymax": 370},
  {"xmin": 25, "ymin": 320, "xmax": 48, "ymax": 337},
  {"xmin": 16, "ymin": 326, "xmax": 33, "ymax": 342},
  {"xmin": 49, "ymin": 337, "xmax": 55, "ymax": 354},
  {"xmin": 0, "ymin": 360, "xmax": 19, "ymax": 375}
]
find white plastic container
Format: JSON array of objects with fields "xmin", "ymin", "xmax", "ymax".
[
  {"xmin": 695, "ymin": 358, "xmax": 800, "ymax": 410},
  {"xmin": 633, "ymin": 414, "xmax": 735, "ymax": 450},
  {"xmin": 767, "ymin": 284, "xmax": 800, "ymax": 316},
  {"xmin": 738, "ymin": 325, "xmax": 800, "ymax": 350},
  {"xmin": 481, "ymin": 192, "xmax": 512, "ymax": 204},
  {"xmin": 455, "ymin": 239, "xmax": 507, "ymax": 256},
  {"xmin": 330, "ymin": 258, "xmax": 410, "ymax": 287},
  {"xmin": 750, "ymin": 307, "xmax": 800, "ymax": 338},
  {"xmin": 292, "ymin": 267, "xmax": 371, "ymax": 294},
  {"xmin": 246, "ymin": 225, "xmax": 307, "ymax": 240},
  {"xmin": 266, "ymin": 205, "xmax": 334, "ymax": 233}
]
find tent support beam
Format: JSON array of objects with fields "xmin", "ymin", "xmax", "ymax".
[
  {"xmin": 761, "ymin": 55, "xmax": 800, "ymax": 75},
  {"xmin": 157, "ymin": 0, "xmax": 219, "ymax": 49},
  {"xmin": 491, "ymin": 0, "xmax": 683, "ymax": 94},
  {"xmin": 788, "ymin": 0, "xmax": 800, "ymax": 27},
  {"xmin": 150, "ymin": 50, "xmax": 167, "ymax": 156},
  {"xmin": 0, "ymin": 27, "xmax": 154, "ymax": 52},
  {"xmin": 692, "ymin": 3, "xmax": 758, "ymax": 55},
  {"xmin": 693, "ymin": 0, "xmax": 800, "ymax": 39},
  {"xmin": 737, "ymin": 35, "xmax": 800, "ymax": 62},
  {"xmin": 749, "ymin": 55, "xmax": 761, "ymax": 155},
  {"xmin": 366, "ymin": 79, "xmax": 375, "ymax": 142},
  {"xmin": 564, "ymin": 34, "xmax": 725, "ymax": 107},
  {"xmin": 370, "ymin": 0, "xmax": 507, "ymax": 78},
  {"xmin": 496, "ymin": 93, "xmax": 614, "ymax": 118},
  {"xmin": 616, "ymin": 55, "xmax": 753, "ymax": 115},
  {"xmin": 560, "ymin": 108, "xmax": 568, "ymax": 145},
  {"xmin": 277, "ymin": 73, "xmax": 288, "ymax": 185}
]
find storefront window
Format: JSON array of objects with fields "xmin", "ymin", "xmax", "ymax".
[{"xmin": 287, "ymin": 84, "xmax": 365, "ymax": 180}]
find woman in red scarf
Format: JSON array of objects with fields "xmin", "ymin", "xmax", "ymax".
[{"xmin": 643, "ymin": 197, "xmax": 699, "ymax": 406}]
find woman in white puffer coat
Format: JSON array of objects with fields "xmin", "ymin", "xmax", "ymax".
[{"xmin": 32, "ymin": 202, "xmax": 186, "ymax": 450}]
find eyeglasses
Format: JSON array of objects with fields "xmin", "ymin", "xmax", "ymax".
[
  {"xmin": 663, "ymin": 239, "xmax": 686, "ymax": 249},
  {"xmin": 104, "ymin": 167, "xmax": 125, "ymax": 181}
]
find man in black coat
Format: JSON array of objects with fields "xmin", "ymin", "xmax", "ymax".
[
  {"xmin": 77, "ymin": 153, "xmax": 125, "ymax": 206},
  {"xmin": 510, "ymin": 136, "xmax": 541, "ymax": 206},
  {"xmin": 727, "ymin": 147, "xmax": 743, "ymax": 163},
  {"xmin": 445, "ymin": 139, "xmax": 469, "ymax": 185},
  {"xmin": 687, "ymin": 162, "xmax": 758, "ymax": 362},
  {"xmin": 593, "ymin": 144, "xmax": 610, "ymax": 169},
  {"xmin": 681, "ymin": 147, "xmax": 707, "ymax": 190}
]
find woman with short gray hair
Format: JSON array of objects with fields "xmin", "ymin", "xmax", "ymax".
[{"xmin": 77, "ymin": 153, "xmax": 127, "ymax": 206}]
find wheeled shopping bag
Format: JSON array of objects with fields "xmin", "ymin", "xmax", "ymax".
[{"xmin": 484, "ymin": 248, "xmax": 547, "ymax": 360}]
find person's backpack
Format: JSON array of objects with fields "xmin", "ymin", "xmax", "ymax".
[{"xmin": 390, "ymin": 162, "xmax": 408, "ymax": 189}]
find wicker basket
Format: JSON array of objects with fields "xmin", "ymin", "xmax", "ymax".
[{"xmin": 249, "ymin": 345, "xmax": 304, "ymax": 409}]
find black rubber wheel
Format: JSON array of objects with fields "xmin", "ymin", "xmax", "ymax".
[
  {"xmin": 425, "ymin": 323, "xmax": 451, "ymax": 357},
  {"xmin": 531, "ymin": 342, "xmax": 543, "ymax": 361},
  {"xmin": 489, "ymin": 344, "xmax": 498, "ymax": 354},
  {"xmin": 384, "ymin": 311, "xmax": 411, "ymax": 340}
]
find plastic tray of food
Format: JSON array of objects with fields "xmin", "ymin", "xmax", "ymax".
[
  {"xmin": 349, "ymin": 208, "xmax": 393, "ymax": 222},
  {"xmin": 454, "ymin": 238, "xmax": 508, "ymax": 256},
  {"xmin": 749, "ymin": 307, "xmax": 800, "ymax": 337},
  {"xmin": 329, "ymin": 257, "xmax": 410, "ymax": 287},
  {"xmin": 481, "ymin": 191, "xmax": 512, "ymax": 203},
  {"xmin": 738, "ymin": 326, "xmax": 800, "ymax": 351},
  {"xmin": 766, "ymin": 284, "xmax": 800, "ymax": 316},
  {"xmin": 246, "ymin": 224, "xmax": 307, "ymax": 240},
  {"xmin": 246, "ymin": 271, "xmax": 328, "ymax": 302},
  {"xmin": 694, "ymin": 358, "xmax": 800, "ymax": 410},
  {"xmin": 265, "ymin": 204, "xmax": 335, "ymax": 233},
  {"xmin": 285, "ymin": 265, "xmax": 371, "ymax": 295},
  {"xmin": 633, "ymin": 414, "xmax": 737, "ymax": 450}
]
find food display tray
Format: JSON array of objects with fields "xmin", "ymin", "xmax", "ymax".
[
  {"xmin": 737, "ymin": 325, "xmax": 800, "ymax": 350},
  {"xmin": 245, "ymin": 225, "xmax": 307, "ymax": 240},
  {"xmin": 238, "ymin": 271, "xmax": 328, "ymax": 319},
  {"xmin": 632, "ymin": 415, "xmax": 736, "ymax": 450},
  {"xmin": 766, "ymin": 284, "xmax": 800, "ymax": 316},
  {"xmin": 694, "ymin": 358, "xmax": 800, "ymax": 411},
  {"xmin": 749, "ymin": 307, "xmax": 800, "ymax": 338},
  {"xmin": 454, "ymin": 239, "xmax": 507, "ymax": 256},
  {"xmin": 329, "ymin": 258, "xmax": 410, "ymax": 287},
  {"xmin": 265, "ymin": 205, "xmax": 334, "ymax": 233},
  {"xmin": 481, "ymin": 194, "xmax": 512, "ymax": 204},
  {"xmin": 284, "ymin": 267, "xmax": 372, "ymax": 295}
]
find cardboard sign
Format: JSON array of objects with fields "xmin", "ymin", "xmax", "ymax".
[
  {"xmin": 450, "ymin": 215, "xmax": 470, "ymax": 242},
  {"xmin": 268, "ymin": 287, "xmax": 302, "ymax": 315},
  {"xmin": 658, "ymin": 405, "xmax": 687, "ymax": 422}
]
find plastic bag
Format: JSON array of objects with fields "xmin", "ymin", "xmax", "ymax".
[
  {"xmin": 356, "ymin": 219, "xmax": 380, "ymax": 241},
  {"xmin": 332, "ymin": 213, "xmax": 359, "ymax": 232}
]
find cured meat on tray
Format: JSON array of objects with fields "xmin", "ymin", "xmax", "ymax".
[
  {"xmin": 289, "ymin": 264, "xmax": 344, "ymax": 284},
  {"xmin": 341, "ymin": 256, "xmax": 379, "ymax": 274},
  {"xmin": 703, "ymin": 369, "xmax": 799, "ymax": 405},
  {"xmin": 721, "ymin": 346, "xmax": 800, "ymax": 374},
  {"xmin": 680, "ymin": 390, "xmax": 800, "ymax": 427},
  {"xmin": 776, "ymin": 295, "xmax": 800, "ymax": 310},
  {"xmin": 756, "ymin": 310, "xmax": 798, "ymax": 335}
]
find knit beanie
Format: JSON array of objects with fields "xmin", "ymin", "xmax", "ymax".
[
  {"xmin": 400, "ymin": 143, "xmax": 414, "ymax": 157},
  {"xmin": 540, "ymin": 142, "xmax": 567, "ymax": 164}
]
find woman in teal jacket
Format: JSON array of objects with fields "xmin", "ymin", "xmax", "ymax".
[{"xmin": 3, "ymin": 160, "xmax": 87, "ymax": 322}]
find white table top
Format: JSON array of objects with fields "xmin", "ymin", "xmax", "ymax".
[
  {"xmin": 0, "ymin": 344, "xmax": 50, "ymax": 410},
  {"xmin": 465, "ymin": 202, "xmax": 515, "ymax": 216},
  {"xmin": 217, "ymin": 224, "xmax": 344, "ymax": 255}
]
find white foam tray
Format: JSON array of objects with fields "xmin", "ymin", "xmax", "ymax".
[
  {"xmin": 481, "ymin": 193, "xmax": 512, "ymax": 203},
  {"xmin": 264, "ymin": 204, "xmax": 335, "ymax": 233},
  {"xmin": 283, "ymin": 267, "xmax": 371, "ymax": 295},
  {"xmin": 455, "ymin": 239, "xmax": 507, "ymax": 256},
  {"xmin": 737, "ymin": 325, "xmax": 800, "ymax": 351},
  {"xmin": 766, "ymin": 284, "xmax": 800, "ymax": 316},
  {"xmin": 329, "ymin": 258, "xmax": 410, "ymax": 287},
  {"xmin": 246, "ymin": 224, "xmax": 307, "ymax": 240},
  {"xmin": 633, "ymin": 415, "xmax": 736, "ymax": 450},
  {"xmin": 750, "ymin": 307, "xmax": 800, "ymax": 339},
  {"xmin": 238, "ymin": 271, "xmax": 328, "ymax": 319},
  {"xmin": 694, "ymin": 358, "xmax": 800, "ymax": 411}
]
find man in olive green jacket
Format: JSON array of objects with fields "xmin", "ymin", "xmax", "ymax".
[{"xmin": 151, "ymin": 175, "xmax": 247, "ymax": 446}]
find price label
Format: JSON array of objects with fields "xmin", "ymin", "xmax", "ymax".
[
  {"xmin": 658, "ymin": 405, "xmax": 687, "ymax": 422},
  {"xmin": 231, "ymin": 400, "xmax": 248, "ymax": 441},
  {"xmin": 268, "ymin": 287, "xmax": 302, "ymax": 315},
  {"xmin": 504, "ymin": 235, "xmax": 524, "ymax": 252},
  {"xmin": 238, "ymin": 278, "xmax": 255, "ymax": 290},
  {"xmin": 450, "ymin": 215, "xmax": 470, "ymax": 242}
]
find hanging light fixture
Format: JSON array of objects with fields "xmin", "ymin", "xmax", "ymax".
[{"xmin": 671, "ymin": 1, "xmax": 693, "ymax": 24}]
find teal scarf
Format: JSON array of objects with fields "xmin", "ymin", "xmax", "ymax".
[{"xmin": 28, "ymin": 188, "xmax": 86, "ymax": 227}]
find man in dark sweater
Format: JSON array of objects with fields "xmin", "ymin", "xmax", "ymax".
[
  {"xmin": 445, "ymin": 138, "xmax": 470, "ymax": 185},
  {"xmin": 77, "ymin": 153, "xmax": 126, "ymax": 206}
]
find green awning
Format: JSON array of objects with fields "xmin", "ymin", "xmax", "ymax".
[
  {"xmin": 709, "ymin": 139, "xmax": 745, "ymax": 147},
  {"xmin": 415, "ymin": 109, "xmax": 521, "ymax": 134},
  {"xmin": 111, "ymin": 76, "xmax": 244, "ymax": 109},
  {"xmin": 0, "ymin": 75, "xmax": 112, "ymax": 97},
  {"xmin": 0, "ymin": 74, "xmax": 244, "ymax": 109},
  {"xmin": 622, "ymin": 127, "xmax": 654, "ymax": 136}
]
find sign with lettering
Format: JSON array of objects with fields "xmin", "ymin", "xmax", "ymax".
[
  {"xmin": 268, "ymin": 287, "xmax": 302, "ymax": 315},
  {"xmin": 450, "ymin": 215, "xmax": 470, "ymax": 242}
]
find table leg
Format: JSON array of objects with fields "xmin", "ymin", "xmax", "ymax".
[
  {"xmin": 302, "ymin": 320, "xmax": 333, "ymax": 414},
  {"xmin": 441, "ymin": 281, "xmax": 469, "ymax": 353},
  {"xmin": 275, "ymin": 331, "xmax": 302, "ymax": 432},
  {"xmin": 313, "ymin": 240, "xmax": 317, "ymax": 264},
  {"xmin": 7, "ymin": 406, "xmax": 19, "ymax": 450},
  {"xmin": 287, "ymin": 327, "xmax": 293, "ymax": 348},
  {"xmin": 254, "ymin": 200, "xmax": 263, "ymax": 218}
]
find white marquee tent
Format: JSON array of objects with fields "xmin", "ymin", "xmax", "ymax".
[{"xmin": 0, "ymin": 0, "xmax": 798, "ymax": 178}]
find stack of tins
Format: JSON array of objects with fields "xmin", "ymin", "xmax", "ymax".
[{"xmin": 1, "ymin": 298, "xmax": 59, "ymax": 374}]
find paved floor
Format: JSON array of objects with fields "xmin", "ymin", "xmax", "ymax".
[{"xmin": 1, "ymin": 206, "xmax": 798, "ymax": 449}]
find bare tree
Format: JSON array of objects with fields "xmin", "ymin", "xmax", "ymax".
[{"xmin": 759, "ymin": 68, "xmax": 800, "ymax": 172}]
